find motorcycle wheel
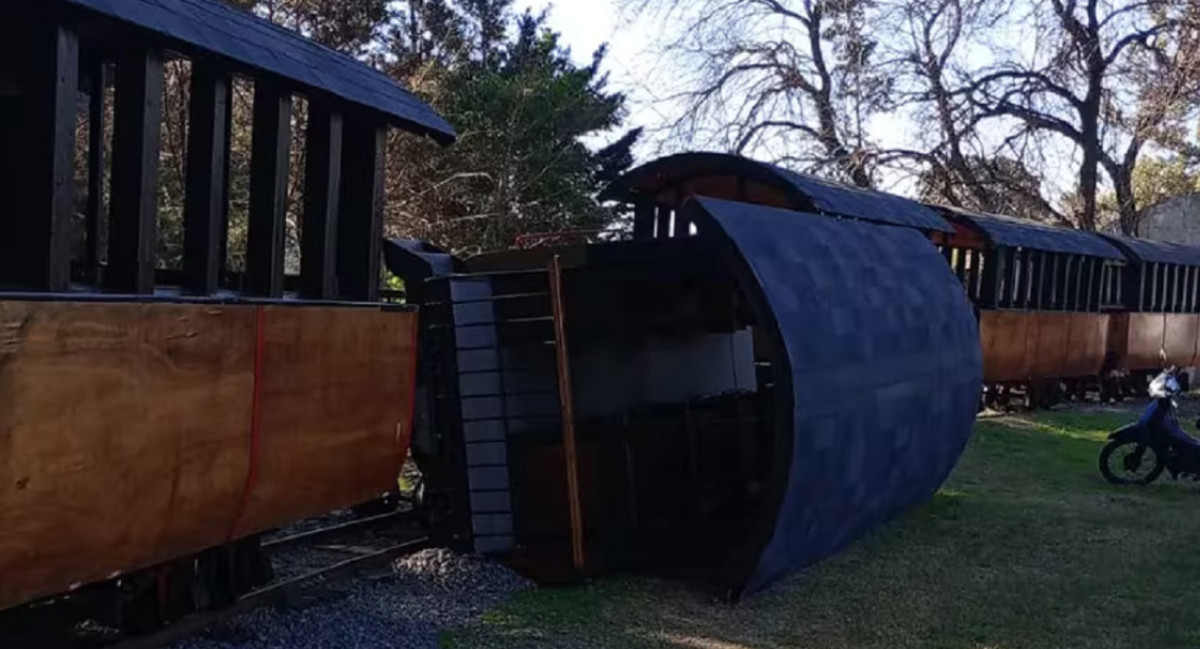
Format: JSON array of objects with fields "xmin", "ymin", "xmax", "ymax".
[{"xmin": 1099, "ymin": 440, "xmax": 1165, "ymax": 485}]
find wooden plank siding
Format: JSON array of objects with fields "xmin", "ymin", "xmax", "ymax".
[{"xmin": 0, "ymin": 300, "xmax": 417, "ymax": 611}]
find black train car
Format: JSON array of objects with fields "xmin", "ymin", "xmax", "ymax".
[{"xmin": 392, "ymin": 155, "xmax": 982, "ymax": 599}]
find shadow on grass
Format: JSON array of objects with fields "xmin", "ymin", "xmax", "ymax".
[{"xmin": 452, "ymin": 412, "xmax": 1200, "ymax": 649}]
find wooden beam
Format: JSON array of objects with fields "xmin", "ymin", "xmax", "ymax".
[
  {"xmin": 108, "ymin": 49, "xmax": 164, "ymax": 295},
  {"xmin": 246, "ymin": 79, "xmax": 292, "ymax": 298},
  {"xmin": 655, "ymin": 205, "xmax": 672, "ymax": 239},
  {"xmin": 13, "ymin": 22, "xmax": 80, "ymax": 291},
  {"xmin": 632, "ymin": 202, "xmax": 654, "ymax": 240},
  {"xmin": 337, "ymin": 117, "xmax": 386, "ymax": 302},
  {"xmin": 548, "ymin": 255, "xmax": 585, "ymax": 574},
  {"xmin": 85, "ymin": 58, "xmax": 108, "ymax": 284},
  {"xmin": 183, "ymin": 61, "xmax": 231, "ymax": 296},
  {"xmin": 300, "ymin": 101, "xmax": 343, "ymax": 300}
]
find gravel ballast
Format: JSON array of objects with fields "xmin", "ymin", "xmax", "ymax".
[{"xmin": 173, "ymin": 549, "xmax": 533, "ymax": 649}]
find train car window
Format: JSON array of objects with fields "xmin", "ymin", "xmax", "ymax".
[
  {"xmin": 1062, "ymin": 255, "xmax": 1077, "ymax": 310},
  {"xmin": 1099, "ymin": 261, "xmax": 1125, "ymax": 311},
  {"xmin": 1090, "ymin": 258, "xmax": 1102, "ymax": 312},
  {"xmin": 1078, "ymin": 258, "xmax": 1089, "ymax": 312},
  {"xmin": 967, "ymin": 249, "xmax": 983, "ymax": 303},
  {"xmin": 1176, "ymin": 265, "xmax": 1186, "ymax": 313},
  {"xmin": 1190, "ymin": 267, "xmax": 1199, "ymax": 313},
  {"xmin": 1047, "ymin": 254, "xmax": 1060, "ymax": 310},
  {"xmin": 1165, "ymin": 265, "xmax": 1175, "ymax": 313},
  {"xmin": 1031, "ymin": 251, "xmax": 1044, "ymax": 310},
  {"xmin": 1115, "ymin": 264, "xmax": 1124, "ymax": 307},
  {"xmin": 1024, "ymin": 250, "xmax": 1037, "ymax": 308},
  {"xmin": 953, "ymin": 248, "xmax": 968, "ymax": 286},
  {"xmin": 1149, "ymin": 264, "xmax": 1159, "ymax": 312}
]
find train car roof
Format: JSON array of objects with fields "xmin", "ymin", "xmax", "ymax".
[
  {"xmin": 933, "ymin": 205, "xmax": 1126, "ymax": 260},
  {"xmin": 604, "ymin": 152, "xmax": 954, "ymax": 233},
  {"xmin": 63, "ymin": 0, "xmax": 456, "ymax": 144},
  {"xmin": 682, "ymin": 196, "xmax": 980, "ymax": 597},
  {"xmin": 1100, "ymin": 235, "xmax": 1200, "ymax": 266}
]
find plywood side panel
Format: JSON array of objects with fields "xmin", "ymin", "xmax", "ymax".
[
  {"xmin": 1126, "ymin": 313, "xmax": 1167, "ymax": 371},
  {"xmin": 1062, "ymin": 314, "xmax": 1109, "ymax": 378},
  {"xmin": 231, "ymin": 306, "xmax": 417, "ymax": 537},
  {"xmin": 1163, "ymin": 314, "xmax": 1199, "ymax": 368},
  {"xmin": 980, "ymin": 310, "xmax": 1029, "ymax": 382},
  {"xmin": 1029, "ymin": 313, "xmax": 1070, "ymax": 379},
  {"xmin": 0, "ymin": 302, "xmax": 255, "ymax": 611}
]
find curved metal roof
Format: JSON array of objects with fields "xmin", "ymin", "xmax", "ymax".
[
  {"xmin": 1101, "ymin": 235, "xmax": 1200, "ymax": 266},
  {"xmin": 934, "ymin": 206, "xmax": 1126, "ymax": 260},
  {"xmin": 65, "ymin": 0, "xmax": 456, "ymax": 144},
  {"xmin": 605, "ymin": 152, "xmax": 954, "ymax": 233},
  {"xmin": 684, "ymin": 196, "xmax": 981, "ymax": 598}
]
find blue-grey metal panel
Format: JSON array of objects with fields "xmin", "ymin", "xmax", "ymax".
[
  {"xmin": 602, "ymin": 152, "xmax": 953, "ymax": 232},
  {"xmin": 472, "ymin": 514, "xmax": 515, "ymax": 536},
  {"xmin": 1102, "ymin": 235, "xmax": 1200, "ymax": 266},
  {"xmin": 936, "ymin": 206, "xmax": 1126, "ymax": 260},
  {"xmin": 765, "ymin": 164, "xmax": 952, "ymax": 232},
  {"xmin": 470, "ymin": 491, "xmax": 513, "ymax": 513},
  {"xmin": 466, "ymin": 442, "xmax": 508, "ymax": 467},
  {"xmin": 474, "ymin": 535, "xmax": 515, "ymax": 554},
  {"xmin": 64, "ymin": 0, "xmax": 456, "ymax": 143},
  {"xmin": 685, "ymin": 197, "xmax": 982, "ymax": 598},
  {"xmin": 467, "ymin": 466, "xmax": 510, "ymax": 491}
]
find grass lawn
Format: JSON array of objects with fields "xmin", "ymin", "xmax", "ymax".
[{"xmin": 449, "ymin": 411, "xmax": 1200, "ymax": 649}]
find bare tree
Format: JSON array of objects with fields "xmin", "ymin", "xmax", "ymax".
[
  {"xmin": 625, "ymin": 0, "xmax": 893, "ymax": 188},
  {"xmin": 968, "ymin": 0, "xmax": 1200, "ymax": 232}
]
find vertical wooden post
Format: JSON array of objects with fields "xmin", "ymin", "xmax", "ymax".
[
  {"xmin": 108, "ymin": 48, "xmax": 164, "ymax": 295},
  {"xmin": 183, "ymin": 61, "xmax": 230, "ymax": 295},
  {"xmin": 85, "ymin": 58, "xmax": 108, "ymax": 283},
  {"xmin": 1033, "ymin": 251, "xmax": 1047, "ymax": 310},
  {"xmin": 655, "ymin": 205, "xmax": 672, "ymax": 239},
  {"xmin": 301, "ymin": 100, "xmax": 343, "ymax": 300},
  {"xmin": 337, "ymin": 117, "xmax": 386, "ymax": 302},
  {"xmin": 14, "ymin": 21, "xmax": 80, "ymax": 291},
  {"xmin": 631, "ymin": 202, "xmax": 655, "ymax": 241},
  {"xmin": 246, "ymin": 79, "xmax": 292, "ymax": 298},
  {"xmin": 1049, "ymin": 254, "xmax": 1061, "ymax": 309},
  {"xmin": 548, "ymin": 255, "xmax": 585, "ymax": 574}
]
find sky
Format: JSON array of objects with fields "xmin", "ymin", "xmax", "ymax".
[
  {"xmin": 512, "ymin": 1, "xmax": 1084, "ymax": 200},
  {"xmin": 514, "ymin": 1, "xmax": 675, "ymax": 153}
]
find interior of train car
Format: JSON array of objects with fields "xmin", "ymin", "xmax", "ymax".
[{"xmin": 415, "ymin": 237, "xmax": 777, "ymax": 583}]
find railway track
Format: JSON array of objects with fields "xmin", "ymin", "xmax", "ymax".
[{"xmin": 1, "ymin": 510, "xmax": 429, "ymax": 649}]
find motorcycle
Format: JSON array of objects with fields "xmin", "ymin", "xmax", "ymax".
[{"xmin": 1099, "ymin": 367, "xmax": 1200, "ymax": 485}]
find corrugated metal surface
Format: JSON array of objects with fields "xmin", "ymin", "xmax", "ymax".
[
  {"xmin": 1103, "ymin": 235, "xmax": 1200, "ymax": 266},
  {"xmin": 63, "ymin": 0, "xmax": 456, "ymax": 142},
  {"xmin": 685, "ymin": 197, "xmax": 982, "ymax": 597},
  {"xmin": 936, "ymin": 206, "xmax": 1125, "ymax": 260},
  {"xmin": 603, "ymin": 152, "xmax": 953, "ymax": 233}
]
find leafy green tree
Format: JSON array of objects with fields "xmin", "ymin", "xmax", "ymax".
[{"xmin": 207, "ymin": 0, "xmax": 636, "ymax": 259}]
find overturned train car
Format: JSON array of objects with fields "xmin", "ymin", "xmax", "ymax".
[{"xmin": 393, "ymin": 167, "xmax": 983, "ymax": 598}]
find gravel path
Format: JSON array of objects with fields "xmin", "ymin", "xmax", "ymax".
[{"xmin": 173, "ymin": 549, "xmax": 533, "ymax": 649}]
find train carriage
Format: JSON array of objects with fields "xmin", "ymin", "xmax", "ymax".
[
  {"xmin": 0, "ymin": 0, "xmax": 452, "ymax": 623},
  {"xmin": 931, "ymin": 207, "xmax": 1129, "ymax": 406},
  {"xmin": 393, "ymin": 153, "xmax": 982, "ymax": 599},
  {"xmin": 1099, "ymin": 236, "xmax": 1200, "ymax": 389}
]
